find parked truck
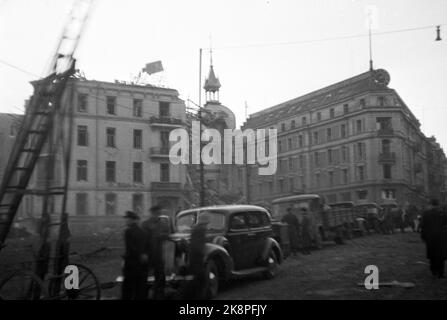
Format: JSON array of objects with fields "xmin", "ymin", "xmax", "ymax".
[{"xmin": 272, "ymin": 194, "xmax": 346, "ymax": 246}]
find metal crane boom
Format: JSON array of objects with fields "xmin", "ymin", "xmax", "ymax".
[{"xmin": 0, "ymin": 0, "xmax": 94, "ymax": 250}]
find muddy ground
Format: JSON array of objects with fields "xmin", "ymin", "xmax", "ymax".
[{"xmin": 1, "ymin": 230, "xmax": 446, "ymax": 299}]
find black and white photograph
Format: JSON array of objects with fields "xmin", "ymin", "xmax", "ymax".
[{"xmin": 0, "ymin": 0, "xmax": 446, "ymax": 306}]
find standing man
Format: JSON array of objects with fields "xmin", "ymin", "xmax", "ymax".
[
  {"xmin": 421, "ymin": 199, "xmax": 447, "ymax": 279},
  {"xmin": 181, "ymin": 213, "xmax": 210, "ymax": 299},
  {"xmin": 281, "ymin": 207, "xmax": 300, "ymax": 257},
  {"xmin": 122, "ymin": 211, "xmax": 149, "ymax": 300},
  {"xmin": 301, "ymin": 208, "xmax": 312, "ymax": 255},
  {"xmin": 142, "ymin": 205, "xmax": 170, "ymax": 299}
]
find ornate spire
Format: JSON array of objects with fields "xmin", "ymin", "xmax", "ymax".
[
  {"xmin": 204, "ymin": 47, "xmax": 221, "ymax": 103},
  {"xmin": 204, "ymin": 65, "xmax": 221, "ymax": 93}
]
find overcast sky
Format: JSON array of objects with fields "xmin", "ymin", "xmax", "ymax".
[{"xmin": 1, "ymin": 0, "xmax": 446, "ymax": 148}]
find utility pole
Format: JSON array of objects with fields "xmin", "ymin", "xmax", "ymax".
[{"xmin": 198, "ymin": 48, "xmax": 205, "ymax": 207}]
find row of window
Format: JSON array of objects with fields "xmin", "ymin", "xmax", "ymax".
[
  {"xmin": 76, "ymin": 160, "xmax": 170, "ymax": 183},
  {"xmin": 77, "ymin": 93, "xmax": 171, "ymax": 117},
  {"xmin": 78, "ymin": 125, "xmax": 171, "ymax": 149},
  {"xmin": 277, "ymin": 119, "xmax": 365, "ymax": 153},
  {"xmin": 314, "ymin": 167, "xmax": 357, "ymax": 188},
  {"xmin": 323, "ymin": 188, "xmax": 396, "ymax": 204},
  {"xmin": 276, "ymin": 143, "xmax": 366, "ymax": 174},
  {"xmin": 75, "ymin": 192, "xmax": 144, "ymax": 216},
  {"xmin": 255, "ymin": 161, "xmax": 394, "ymax": 195},
  {"xmin": 278, "ymin": 101, "xmax": 358, "ymax": 133},
  {"xmin": 77, "ymin": 126, "xmax": 170, "ymax": 149},
  {"xmin": 277, "ymin": 96, "xmax": 390, "ymax": 133}
]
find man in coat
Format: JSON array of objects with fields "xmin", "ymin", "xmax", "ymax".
[
  {"xmin": 142, "ymin": 205, "xmax": 171, "ymax": 299},
  {"xmin": 281, "ymin": 207, "xmax": 300, "ymax": 257},
  {"xmin": 300, "ymin": 208, "xmax": 313, "ymax": 255},
  {"xmin": 181, "ymin": 213, "xmax": 210, "ymax": 299},
  {"xmin": 421, "ymin": 199, "xmax": 447, "ymax": 279},
  {"xmin": 122, "ymin": 211, "xmax": 149, "ymax": 300}
]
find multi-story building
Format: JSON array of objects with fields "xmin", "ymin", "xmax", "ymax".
[
  {"xmin": 240, "ymin": 68, "xmax": 444, "ymax": 208},
  {"xmin": 11, "ymin": 77, "xmax": 187, "ymax": 233},
  {"xmin": 425, "ymin": 136, "xmax": 447, "ymax": 204}
]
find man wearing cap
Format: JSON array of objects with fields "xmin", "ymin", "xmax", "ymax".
[
  {"xmin": 142, "ymin": 205, "xmax": 170, "ymax": 299},
  {"xmin": 122, "ymin": 211, "xmax": 149, "ymax": 300}
]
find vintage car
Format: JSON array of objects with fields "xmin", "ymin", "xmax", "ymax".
[
  {"xmin": 116, "ymin": 205, "xmax": 283, "ymax": 299},
  {"xmin": 172, "ymin": 205, "xmax": 283, "ymax": 298},
  {"xmin": 353, "ymin": 203, "xmax": 383, "ymax": 233}
]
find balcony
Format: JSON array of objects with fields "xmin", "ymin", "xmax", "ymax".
[
  {"xmin": 151, "ymin": 182, "xmax": 181, "ymax": 191},
  {"xmin": 149, "ymin": 146, "xmax": 170, "ymax": 158},
  {"xmin": 378, "ymin": 152, "xmax": 396, "ymax": 163},
  {"xmin": 377, "ymin": 127, "xmax": 394, "ymax": 136},
  {"xmin": 149, "ymin": 115, "xmax": 184, "ymax": 128}
]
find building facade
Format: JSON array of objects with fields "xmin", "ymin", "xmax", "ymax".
[
  {"xmin": 11, "ymin": 77, "xmax": 187, "ymax": 233},
  {"xmin": 240, "ymin": 68, "xmax": 445, "ymax": 208}
]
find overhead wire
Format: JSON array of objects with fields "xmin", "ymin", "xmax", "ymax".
[
  {"xmin": 213, "ymin": 23, "xmax": 446, "ymax": 50},
  {"xmin": 0, "ymin": 22, "xmax": 445, "ymax": 116}
]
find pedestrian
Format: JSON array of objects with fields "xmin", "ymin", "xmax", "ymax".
[
  {"xmin": 391, "ymin": 207, "xmax": 403, "ymax": 233},
  {"xmin": 180, "ymin": 213, "xmax": 210, "ymax": 300},
  {"xmin": 121, "ymin": 211, "xmax": 149, "ymax": 300},
  {"xmin": 407, "ymin": 205, "xmax": 417, "ymax": 232},
  {"xmin": 142, "ymin": 205, "xmax": 171, "ymax": 299},
  {"xmin": 420, "ymin": 199, "xmax": 447, "ymax": 279},
  {"xmin": 281, "ymin": 207, "xmax": 300, "ymax": 257},
  {"xmin": 300, "ymin": 208, "xmax": 312, "ymax": 255},
  {"xmin": 385, "ymin": 207, "xmax": 395, "ymax": 235}
]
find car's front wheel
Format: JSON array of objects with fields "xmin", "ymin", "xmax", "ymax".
[
  {"xmin": 205, "ymin": 260, "xmax": 219, "ymax": 299},
  {"xmin": 263, "ymin": 249, "xmax": 279, "ymax": 279}
]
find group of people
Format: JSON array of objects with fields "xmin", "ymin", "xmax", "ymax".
[
  {"xmin": 281, "ymin": 207, "xmax": 314, "ymax": 256},
  {"xmin": 369, "ymin": 205, "xmax": 422, "ymax": 235},
  {"xmin": 122, "ymin": 205, "xmax": 209, "ymax": 300}
]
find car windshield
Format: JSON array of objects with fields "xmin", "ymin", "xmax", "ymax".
[{"xmin": 176, "ymin": 210, "xmax": 226, "ymax": 233}]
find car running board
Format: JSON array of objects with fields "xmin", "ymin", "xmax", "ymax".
[{"xmin": 231, "ymin": 267, "xmax": 268, "ymax": 277}]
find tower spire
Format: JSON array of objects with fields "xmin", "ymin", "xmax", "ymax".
[
  {"xmin": 209, "ymin": 34, "xmax": 213, "ymax": 66},
  {"xmin": 204, "ymin": 35, "xmax": 221, "ymax": 103}
]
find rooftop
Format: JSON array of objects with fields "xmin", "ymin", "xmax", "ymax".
[{"xmin": 244, "ymin": 69, "xmax": 392, "ymax": 128}]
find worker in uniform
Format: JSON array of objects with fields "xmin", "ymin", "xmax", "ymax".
[
  {"xmin": 281, "ymin": 207, "xmax": 300, "ymax": 257},
  {"xmin": 142, "ymin": 205, "xmax": 171, "ymax": 299},
  {"xmin": 121, "ymin": 211, "xmax": 149, "ymax": 300}
]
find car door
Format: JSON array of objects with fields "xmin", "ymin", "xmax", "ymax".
[
  {"xmin": 246, "ymin": 210, "xmax": 272, "ymax": 266},
  {"xmin": 226, "ymin": 212, "xmax": 251, "ymax": 270}
]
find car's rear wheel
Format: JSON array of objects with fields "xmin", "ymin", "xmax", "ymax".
[
  {"xmin": 205, "ymin": 260, "xmax": 219, "ymax": 299},
  {"xmin": 263, "ymin": 249, "xmax": 279, "ymax": 279}
]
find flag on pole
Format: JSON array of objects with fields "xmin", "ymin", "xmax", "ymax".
[{"xmin": 143, "ymin": 61, "xmax": 164, "ymax": 75}]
